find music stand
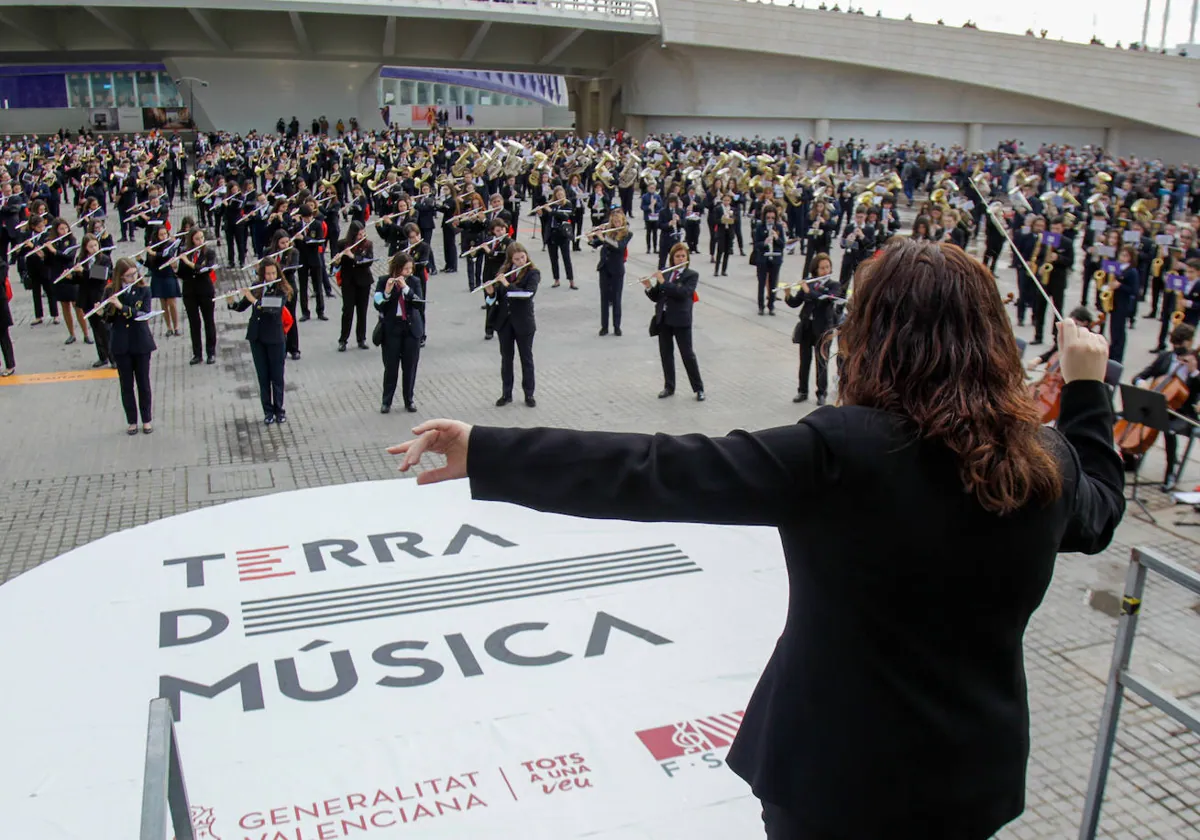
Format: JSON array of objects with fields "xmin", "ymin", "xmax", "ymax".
[{"xmin": 1117, "ymin": 384, "xmax": 1170, "ymax": 523}]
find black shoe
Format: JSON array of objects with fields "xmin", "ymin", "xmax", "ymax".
[
  {"xmin": 816, "ymin": 395, "xmax": 826, "ymax": 406},
  {"xmin": 276, "ymin": 414, "xmax": 287, "ymax": 424},
  {"xmin": 419, "ymin": 336, "xmax": 426, "ymax": 348},
  {"xmin": 794, "ymin": 392, "xmax": 808, "ymax": 403},
  {"xmin": 381, "ymin": 404, "xmax": 390, "ymax": 414},
  {"xmin": 300, "ymin": 314, "xmax": 311, "ymax": 322},
  {"xmin": 524, "ymin": 397, "xmax": 536, "ymax": 407},
  {"xmin": 599, "ymin": 327, "xmax": 609, "ymax": 336},
  {"xmin": 613, "ymin": 327, "xmax": 622, "ymax": 337},
  {"xmin": 317, "ymin": 314, "xmax": 329, "ymax": 321},
  {"xmin": 496, "ymin": 395, "xmax": 512, "ymax": 406},
  {"xmin": 264, "ymin": 415, "xmax": 275, "ymax": 425},
  {"xmin": 768, "ymin": 309, "xmax": 776, "ymax": 316},
  {"xmin": 91, "ymin": 359, "xmax": 107, "ymax": 368},
  {"xmin": 758, "ymin": 308, "xmax": 765, "ymax": 316},
  {"xmin": 721, "ymin": 271, "xmax": 728, "ymax": 276},
  {"xmin": 696, "ymin": 391, "xmax": 706, "ymax": 402},
  {"xmin": 1030, "ymin": 339, "xmax": 1043, "ymax": 346},
  {"xmin": 658, "ymin": 388, "xmax": 675, "ymax": 398},
  {"xmin": 189, "ymin": 356, "xmax": 202, "ymax": 365},
  {"xmin": 289, "ymin": 351, "xmax": 301, "ymax": 360},
  {"xmin": 358, "ymin": 341, "xmax": 369, "ymax": 350},
  {"xmin": 206, "ymin": 356, "xmax": 216, "ymax": 365},
  {"xmin": 405, "ymin": 403, "xmax": 417, "ymax": 413},
  {"xmin": 338, "ymin": 341, "xmax": 347, "ymax": 352},
  {"xmin": 1144, "ymin": 312, "xmax": 1158, "ymax": 320},
  {"xmin": 484, "ymin": 333, "xmax": 493, "ymax": 340}
]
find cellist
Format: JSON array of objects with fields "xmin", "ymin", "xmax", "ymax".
[{"xmin": 1130, "ymin": 323, "xmax": 1200, "ymax": 491}]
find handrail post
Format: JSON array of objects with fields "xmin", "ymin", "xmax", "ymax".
[
  {"xmin": 140, "ymin": 697, "xmax": 194, "ymax": 840},
  {"xmin": 1078, "ymin": 547, "xmax": 1200, "ymax": 839},
  {"xmin": 1077, "ymin": 551, "xmax": 1146, "ymax": 840}
]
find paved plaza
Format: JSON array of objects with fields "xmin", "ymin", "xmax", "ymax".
[{"xmin": 0, "ymin": 195, "xmax": 1197, "ymax": 838}]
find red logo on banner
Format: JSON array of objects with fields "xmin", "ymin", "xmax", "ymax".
[{"xmin": 635, "ymin": 711, "xmax": 744, "ymax": 761}]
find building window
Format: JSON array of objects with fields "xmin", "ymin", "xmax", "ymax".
[
  {"xmin": 136, "ymin": 71, "xmax": 158, "ymax": 107},
  {"xmin": 67, "ymin": 73, "xmax": 91, "ymax": 108},
  {"xmin": 90, "ymin": 72, "xmax": 115, "ymax": 108},
  {"xmin": 158, "ymin": 73, "xmax": 184, "ymax": 107},
  {"xmin": 112, "ymin": 71, "xmax": 135, "ymax": 109}
]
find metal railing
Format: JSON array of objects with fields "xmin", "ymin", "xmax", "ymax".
[
  {"xmin": 424, "ymin": 0, "xmax": 659, "ymax": 19},
  {"xmin": 140, "ymin": 698, "xmax": 195, "ymax": 840},
  {"xmin": 1078, "ymin": 547, "xmax": 1200, "ymax": 839}
]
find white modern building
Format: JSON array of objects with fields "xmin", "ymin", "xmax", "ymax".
[{"xmin": 0, "ymin": 0, "xmax": 1197, "ymax": 159}]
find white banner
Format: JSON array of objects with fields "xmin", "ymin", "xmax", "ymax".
[{"xmin": 0, "ymin": 480, "xmax": 788, "ymax": 839}]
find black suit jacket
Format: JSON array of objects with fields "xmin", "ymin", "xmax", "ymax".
[
  {"xmin": 231, "ymin": 284, "xmax": 290, "ymax": 344},
  {"xmin": 373, "ymin": 274, "xmax": 425, "ymax": 341},
  {"xmin": 591, "ymin": 231, "xmax": 631, "ymax": 279},
  {"xmin": 105, "ymin": 284, "xmax": 157, "ymax": 355},
  {"xmin": 646, "ymin": 267, "xmax": 698, "ymax": 328},
  {"xmin": 785, "ymin": 277, "xmax": 842, "ymax": 335},
  {"xmin": 490, "ymin": 267, "xmax": 539, "ymax": 336},
  {"xmin": 464, "ymin": 381, "xmax": 1123, "ymax": 837}
]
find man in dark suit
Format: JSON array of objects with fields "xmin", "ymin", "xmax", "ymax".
[
  {"xmin": 373, "ymin": 257, "xmax": 424, "ymax": 413},
  {"xmin": 489, "ymin": 248, "xmax": 540, "ymax": 407},
  {"xmin": 645, "ymin": 242, "xmax": 704, "ymax": 401}
]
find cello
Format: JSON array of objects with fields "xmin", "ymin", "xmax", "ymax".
[{"xmin": 1112, "ymin": 357, "xmax": 1190, "ymax": 459}]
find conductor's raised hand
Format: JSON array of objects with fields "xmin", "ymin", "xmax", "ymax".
[
  {"xmin": 386, "ymin": 419, "xmax": 473, "ymax": 485},
  {"xmin": 1058, "ymin": 319, "xmax": 1109, "ymax": 384}
]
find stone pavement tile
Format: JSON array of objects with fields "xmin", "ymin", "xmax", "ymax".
[{"xmin": 0, "ymin": 193, "xmax": 1197, "ymax": 837}]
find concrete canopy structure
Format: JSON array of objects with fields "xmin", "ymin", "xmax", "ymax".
[{"xmin": 0, "ymin": 0, "xmax": 1198, "ymax": 159}]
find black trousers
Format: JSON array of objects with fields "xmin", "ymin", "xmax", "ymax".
[
  {"xmin": 798, "ymin": 322, "xmax": 829, "ymax": 397},
  {"xmin": 618, "ymin": 185, "xmax": 634, "ymax": 215},
  {"xmin": 113, "ymin": 352, "xmax": 152, "ymax": 423},
  {"xmin": 466, "ymin": 253, "xmax": 485, "ymax": 292},
  {"xmin": 658, "ymin": 323, "xmax": 703, "ymax": 393},
  {"xmin": 298, "ymin": 260, "xmax": 326, "ymax": 317},
  {"xmin": 225, "ymin": 222, "xmax": 248, "ymax": 265},
  {"xmin": 184, "ymin": 295, "xmax": 216, "ymax": 359},
  {"xmin": 685, "ymin": 222, "xmax": 701, "ymax": 252},
  {"xmin": 547, "ymin": 239, "xmax": 574, "ymax": 282},
  {"xmin": 714, "ymin": 238, "xmax": 732, "ymax": 275},
  {"xmin": 1031, "ymin": 280, "xmax": 1066, "ymax": 343},
  {"xmin": 249, "ymin": 340, "xmax": 286, "ymax": 417},
  {"xmin": 0, "ymin": 325, "xmax": 13, "ymax": 369},
  {"xmin": 339, "ymin": 283, "xmax": 371, "ymax": 344},
  {"xmin": 644, "ymin": 222, "xmax": 659, "ymax": 252},
  {"xmin": 757, "ymin": 262, "xmax": 781, "ymax": 312},
  {"xmin": 87, "ymin": 313, "xmax": 111, "ymax": 363},
  {"xmin": 442, "ymin": 225, "xmax": 458, "ymax": 272},
  {"xmin": 498, "ymin": 323, "xmax": 535, "ymax": 398},
  {"xmin": 420, "ymin": 226, "xmax": 436, "ymax": 271},
  {"xmin": 381, "ymin": 329, "xmax": 420, "ymax": 408},
  {"xmin": 761, "ymin": 802, "xmax": 845, "ymax": 839},
  {"xmin": 599, "ymin": 273, "xmax": 623, "ymax": 331},
  {"xmin": 1164, "ymin": 418, "xmax": 1194, "ymax": 480},
  {"xmin": 285, "ymin": 294, "xmax": 300, "ymax": 355},
  {"xmin": 29, "ymin": 275, "xmax": 59, "ymax": 320}
]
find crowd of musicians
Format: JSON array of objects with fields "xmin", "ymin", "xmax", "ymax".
[{"xmin": 2, "ymin": 128, "xmax": 1199, "ymax": 484}]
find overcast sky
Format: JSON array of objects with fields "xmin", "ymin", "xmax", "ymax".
[{"xmin": 754, "ymin": 0, "xmax": 1198, "ymax": 48}]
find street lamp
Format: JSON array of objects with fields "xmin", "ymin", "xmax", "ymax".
[{"xmin": 172, "ymin": 77, "xmax": 209, "ymax": 130}]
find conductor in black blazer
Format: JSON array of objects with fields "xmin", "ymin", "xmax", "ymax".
[
  {"xmin": 589, "ymin": 209, "xmax": 632, "ymax": 337},
  {"xmin": 786, "ymin": 251, "xmax": 841, "ymax": 405},
  {"xmin": 230, "ymin": 260, "xmax": 293, "ymax": 425},
  {"xmin": 487, "ymin": 242, "xmax": 539, "ymax": 407},
  {"xmin": 644, "ymin": 242, "xmax": 704, "ymax": 401},
  {"xmin": 374, "ymin": 251, "xmax": 424, "ymax": 414},
  {"xmin": 390, "ymin": 239, "xmax": 1124, "ymax": 840},
  {"xmin": 103, "ymin": 257, "xmax": 156, "ymax": 434}
]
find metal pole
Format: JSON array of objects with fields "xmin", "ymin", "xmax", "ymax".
[
  {"xmin": 1143, "ymin": 0, "xmax": 1154, "ymax": 48},
  {"xmin": 1161, "ymin": 0, "xmax": 1173, "ymax": 49},
  {"xmin": 1191, "ymin": 0, "xmax": 1198, "ymax": 46},
  {"xmin": 1078, "ymin": 554, "xmax": 1148, "ymax": 840}
]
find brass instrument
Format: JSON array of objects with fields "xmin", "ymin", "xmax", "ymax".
[{"xmin": 1058, "ymin": 187, "xmax": 1080, "ymax": 209}]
